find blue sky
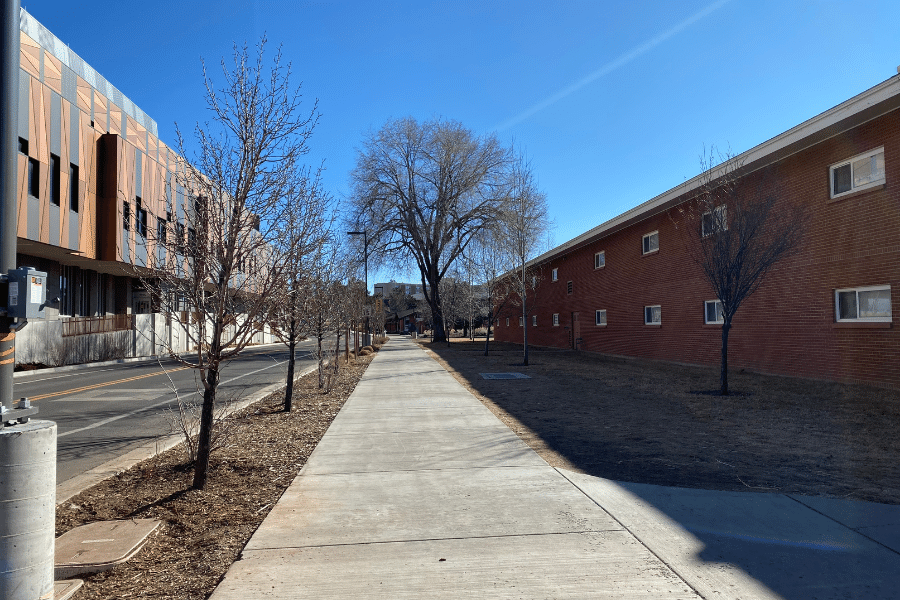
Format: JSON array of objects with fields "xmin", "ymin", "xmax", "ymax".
[{"xmin": 25, "ymin": 0, "xmax": 900, "ymax": 286}]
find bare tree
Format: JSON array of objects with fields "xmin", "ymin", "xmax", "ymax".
[
  {"xmin": 495, "ymin": 157, "xmax": 550, "ymax": 366},
  {"xmin": 272, "ymin": 167, "xmax": 332, "ymax": 412},
  {"xmin": 468, "ymin": 228, "xmax": 515, "ymax": 356},
  {"xmin": 299, "ymin": 242, "xmax": 346, "ymax": 390},
  {"xmin": 142, "ymin": 38, "xmax": 319, "ymax": 489},
  {"xmin": 348, "ymin": 117, "xmax": 516, "ymax": 342},
  {"xmin": 676, "ymin": 148, "xmax": 804, "ymax": 395}
]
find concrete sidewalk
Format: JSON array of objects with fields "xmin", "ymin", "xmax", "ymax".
[{"xmin": 210, "ymin": 337, "xmax": 900, "ymax": 599}]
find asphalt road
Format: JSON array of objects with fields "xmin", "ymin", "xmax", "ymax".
[{"xmin": 14, "ymin": 340, "xmax": 328, "ymax": 485}]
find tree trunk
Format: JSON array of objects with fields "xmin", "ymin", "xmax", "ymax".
[
  {"xmin": 428, "ymin": 278, "xmax": 446, "ymax": 342},
  {"xmin": 484, "ymin": 311, "xmax": 493, "ymax": 356},
  {"xmin": 317, "ymin": 334, "xmax": 324, "ymax": 389},
  {"xmin": 720, "ymin": 320, "xmax": 731, "ymax": 396},
  {"xmin": 333, "ymin": 330, "xmax": 341, "ymax": 377},
  {"xmin": 193, "ymin": 364, "xmax": 219, "ymax": 489},
  {"xmin": 283, "ymin": 318, "xmax": 297, "ymax": 412}
]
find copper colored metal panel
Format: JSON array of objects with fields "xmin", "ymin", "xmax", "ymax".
[
  {"xmin": 93, "ymin": 90, "xmax": 107, "ymax": 132},
  {"xmin": 43, "ymin": 52, "xmax": 62, "ymax": 94},
  {"xmin": 75, "ymin": 75, "xmax": 90, "ymax": 114},
  {"xmin": 19, "ymin": 32, "xmax": 39, "ymax": 78},
  {"xmin": 97, "ymin": 134, "xmax": 122, "ymax": 261},
  {"xmin": 16, "ymin": 154, "xmax": 27, "ymax": 238},
  {"xmin": 108, "ymin": 102, "xmax": 121, "ymax": 136}
]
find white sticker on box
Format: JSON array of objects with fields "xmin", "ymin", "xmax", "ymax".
[{"xmin": 30, "ymin": 277, "xmax": 42, "ymax": 305}]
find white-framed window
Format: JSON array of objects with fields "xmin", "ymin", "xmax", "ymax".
[
  {"xmin": 532, "ymin": 315, "xmax": 537, "ymax": 326},
  {"xmin": 830, "ymin": 147, "xmax": 885, "ymax": 198},
  {"xmin": 701, "ymin": 205, "xmax": 727, "ymax": 237},
  {"xmin": 642, "ymin": 231, "xmax": 659, "ymax": 255},
  {"xmin": 595, "ymin": 309, "xmax": 607, "ymax": 326},
  {"xmin": 835, "ymin": 285, "xmax": 892, "ymax": 322},
  {"xmin": 594, "ymin": 251, "xmax": 605, "ymax": 269},
  {"xmin": 644, "ymin": 305, "xmax": 661, "ymax": 325},
  {"xmin": 552, "ymin": 313, "xmax": 559, "ymax": 326},
  {"xmin": 531, "ymin": 276, "xmax": 537, "ymax": 288},
  {"xmin": 506, "ymin": 317, "xmax": 509, "ymax": 326},
  {"xmin": 704, "ymin": 300, "xmax": 724, "ymax": 324},
  {"xmin": 519, "ymin": 315, "xmax": 524, "ymax": 326},
  {"xmin": 551, "ymin": 268, "xmax": 558, "ymax": 281}
]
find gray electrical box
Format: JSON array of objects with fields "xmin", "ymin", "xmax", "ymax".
[{"xmin": 8, "ymin": 267, "xmax": 47, "ymax": 320}]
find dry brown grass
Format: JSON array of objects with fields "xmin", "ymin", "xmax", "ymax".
[{"xmin": 417, "ymin": 337, "xmax": 900, "ymax": 504}]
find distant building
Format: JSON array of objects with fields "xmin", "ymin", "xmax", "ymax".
[{"xmin": 373, "ymin": 280, "xmax": 425, "ymax": 300}]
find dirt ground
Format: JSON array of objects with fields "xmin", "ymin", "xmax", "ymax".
[
  {"xmin": 416, "ymin": 337, "xmax": 900, "ymax": 505},
  {"xmin": 55, "ymin": 351, "xmax": 375, "ymax": 600}
]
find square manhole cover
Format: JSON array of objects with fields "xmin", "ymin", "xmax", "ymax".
[{"xmin": 479, "ymin": 372, "xmax": 531, "ymax": 380}]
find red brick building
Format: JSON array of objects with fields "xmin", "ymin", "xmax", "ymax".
[{"xmin": 495, "ymin": 74, "xmax": 900, "ymax": 388}]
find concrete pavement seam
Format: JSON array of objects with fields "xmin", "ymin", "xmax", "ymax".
[
  {"xmin": 785, "ymin": 494, "xmax": 900, "ymax": 557},
  {"xmin": 55, "ymin": 362, "xmax": 319, "ymax": 506},
  {"xmin": 554, "ymin": 466, "xmax": 706, "ymax": 599}
]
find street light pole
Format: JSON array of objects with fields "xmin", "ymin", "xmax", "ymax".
[{"xmin": 346, "ymin": 231, "xmax": 368, "ymax": 345}]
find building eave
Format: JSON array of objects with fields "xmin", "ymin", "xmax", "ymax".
[{"xmin": 526, "ymin": 73, "xmax": 900, "ymax": 269}]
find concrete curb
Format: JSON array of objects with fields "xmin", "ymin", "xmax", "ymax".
[
  {"xmin": 55, "ymin": 361, "xmax": 321, "ymax": 506},
  {"xmin": 16, "ymin": 342, "xmax": 287, "ymax": 380}
]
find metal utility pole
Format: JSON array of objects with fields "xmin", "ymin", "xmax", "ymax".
[
  {"xmin": 1, "ymin": 0, "xmax": 18, "ymax": 401},
  {"xmin": 0, "ymin": 4, "xmax": 58, "ymax": 600}
]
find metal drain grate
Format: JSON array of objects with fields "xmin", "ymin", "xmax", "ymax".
[{"xmin": 479, "ymin": 372, "xmax": 530, "ymax": 380}]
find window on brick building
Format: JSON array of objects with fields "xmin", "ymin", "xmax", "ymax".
[
  {"xmin": 644, "ymin": 305, "xmax": 661, "ymax": 325},
  {"xmin": 551, "ymin": 268, "xmax": 558, "ymax": 281},
  {"xmin": 553, "ymin": 313, "xmax": 559, "ymax": 326},
  {"xmin": 701, "ymin": 205, "xmax": 727, "ymax": 237},
  {"xmin": 506, "ymin": 317, "xmax": 509, "ymax": 326},
  {"xmin": 567, "ymin": 281, "xmax": 573, "ymax": 295},
  {"xmin": 835, "ymin": 285, "xmax": 891, "ymax": 322},
  {"xmin": 830, "ymin": 147, "xmax": 885, "ymax": 198},
  {"xmin": 519, "ymin": 315, "xmax": 524, "ymax": 326},
  {"xmin": 595, "ymin": 309, "xmax": 607, "ymax": 326},
  {"xmin": 704, "ymin": 300, "xmax": 724, "ymax": 324},
  {"xmin": 532, "ymin": 315, "xmax": 537, "ymax": 326},
  {"xmin": 594, "ymin": 251, "xmax": 605, "ymax": 269},
  {"xmin": 642, "ymin": 231, "xmax": 659, "ymax": 255}
]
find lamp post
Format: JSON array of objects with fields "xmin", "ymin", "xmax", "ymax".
[{"xmin": 346, "ymin": 230, "xmax": 369, "ymax": 345}]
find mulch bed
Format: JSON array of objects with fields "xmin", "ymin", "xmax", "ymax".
[
  {"xmin": 419, "ymin": 338, "xmax": 900, "ymax": 505},
  {"xmin": 55, "ymin": 351, "xmax": 376, "ymax": 600}
]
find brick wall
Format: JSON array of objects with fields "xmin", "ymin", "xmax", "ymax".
[{"xmin": 496, "ymin": 109, "xmax": 900, "ymax": 388}]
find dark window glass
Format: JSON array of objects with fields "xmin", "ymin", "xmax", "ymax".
[
  {"xmin": 123, "ymin": 202, "xmax": 131, "ymax": 230},
  {"xmin": 69, "ymin": 164, "xmax": 79, "ymax": 212},
  {"xmin": 833, "ymin": 164, "xmax": 852, "ymax": 194},
  {"xmin": 27, "ymin": 158, "xmax": 39, "ymax": 198},
  {"xmin": 157, "ymin": 217, "xmax": 167, "ymax": 244},
  {"xmin": 49, "ymin": 154, "xmax": 60, "ymax": 206},
  {"xmin": 18, "ymin": 137, "xmax": 28, "ymax": 154},
  {"xmin": 136, "ymin": 198, "xmax": 147, "ymax": 238}
]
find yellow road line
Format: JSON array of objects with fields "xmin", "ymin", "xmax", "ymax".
[{"xmin": 30, "ymin": 366, "xmax": 191, "ymax": 402}]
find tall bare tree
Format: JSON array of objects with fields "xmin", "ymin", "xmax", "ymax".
[
  {"xmin": 272, "ymin": 166, "xmax": 332, "ymax": 412},
  {"xmin": 143, "ymin": 38, "xmax": 319, "ymax": 489},
  {"xmin": 676, "ymin": 148, "xmax": 804, "ymax": 395},
  {"xmin": 495, "ymin": 157, "xmax": 550, "ymax": 366},
  {"xmin": 468, "ymin": 228, "xmax": 514, "ymax": 355},
  {"xmin": 347, "ymin": 117, "xmax": 516, "ymax": 342}
]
